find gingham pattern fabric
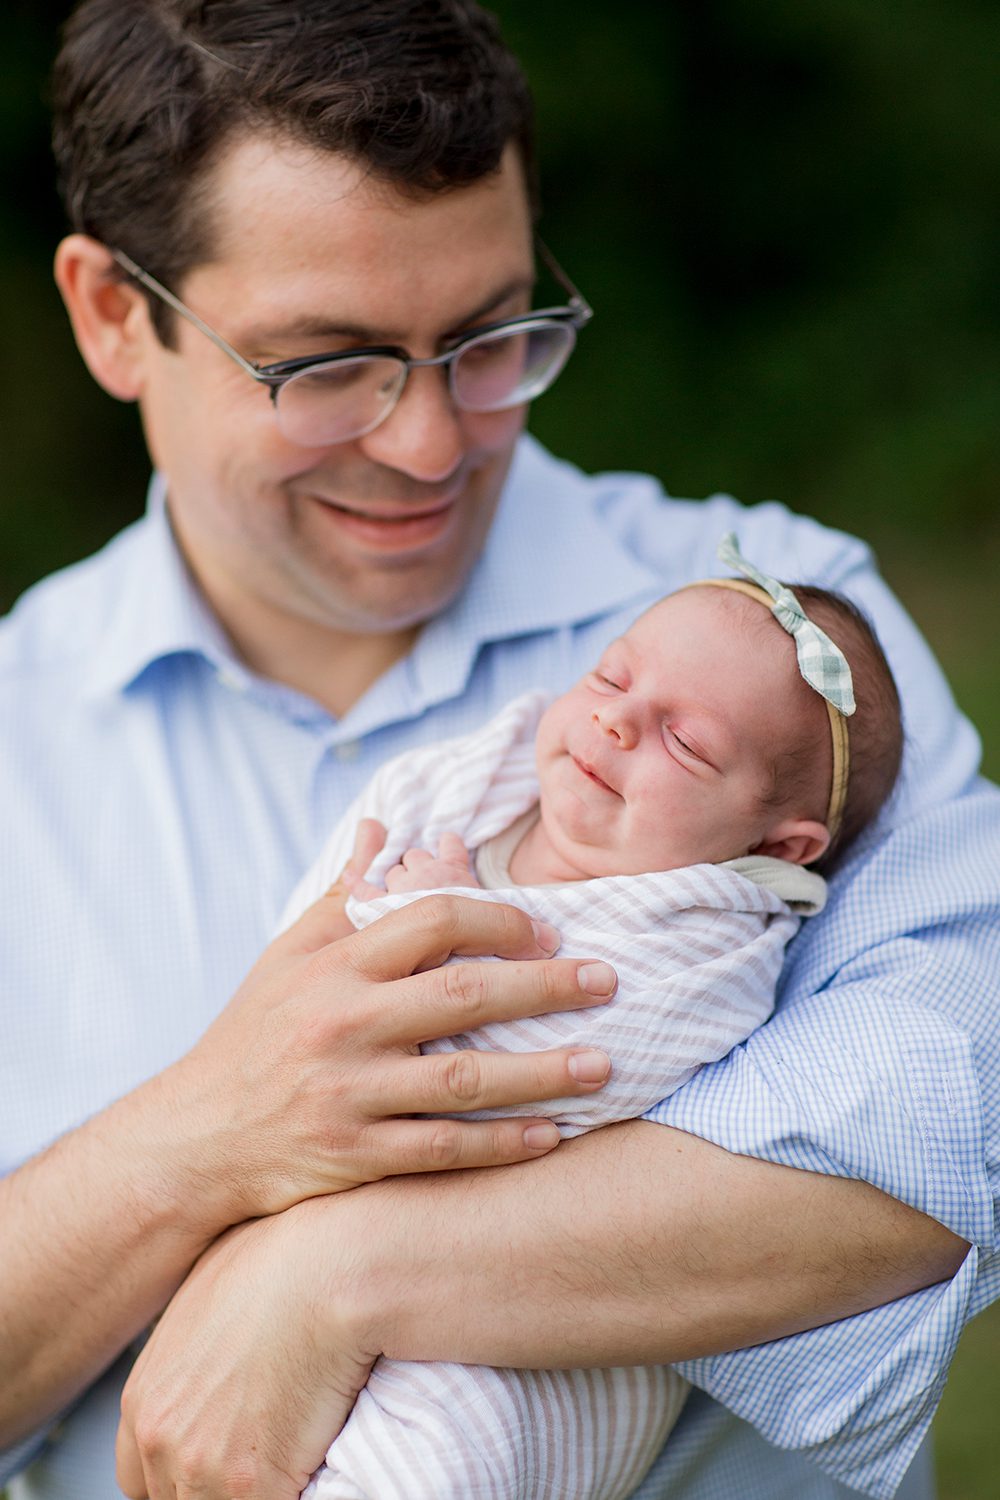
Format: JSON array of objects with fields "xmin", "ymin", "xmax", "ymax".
[
  {"xmin": 715, "ymin": 531, "xmax": 857, "ymax": 714},
  {"xmin": 285, "ymin": 690, "xmax": 808, "ymax": 1500},
  {"xmin": 2, "ymin": 436, "xmax": 997, "ymax": 1500}
]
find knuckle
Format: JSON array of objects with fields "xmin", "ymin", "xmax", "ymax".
[
  {"xmin": 439, "ymin": 1049, "xmax": 484, "ymax": 1105},
  {"xmin": 305, "ymin": 938, "xmax": 356, "ymax": 985},
  {"xmin": 412, "ymin": 892, "xmax": 456, "ymax": 933},
  {"xmin": 425, "ymin": 1120, "xmax": 465, "ymax": 1168},
  {"xmin": 131, "ymin": 1414, "xmax": 166, "ymax": 1462},
  {"xmin": 496, "ymin": 900, "xmax": 533, "ymax": 949},
  {"xmin": 217, "ymin": 1460, "xmax": 260, "ymax": 1498},
  {"xmin": 441, "ymin": 962, "xmax": 488, "ymax": 1023}
]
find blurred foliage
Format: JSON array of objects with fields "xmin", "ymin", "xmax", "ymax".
[{"xmin": 0, "ymin": 5, "xmax": 997, "ymax": 1493}]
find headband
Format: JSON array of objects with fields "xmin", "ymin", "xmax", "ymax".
[{"xmin": 690, "ymin": 533, "xmax": 855, "ymax": 840}]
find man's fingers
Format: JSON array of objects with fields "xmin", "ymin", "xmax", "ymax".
[
  {"xmin": 343, "ymin": 893, "xmax": 563, "ymax": 980},
  {"xmin": 363, "ymin": 955, "xmax": 617, "ymax": 1046},
  {"xmin": 114, "ymin": 1417, "xmax": 151, "ymax": 1500},
  {"xmin": 375, "ymin": 1045, "xmax": 612, "ymax": 1115},
  {"xmin": 364, "ymin": 1115, "xmax": 566, "ymax": 1176}
]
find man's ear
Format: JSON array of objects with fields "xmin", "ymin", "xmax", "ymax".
[
  {"xmin": 53, "ymin": 234, "xmax": 153, "ymax": 402},
  {"xmin": 750, "ymin": 817, "xmax": 831, "ymax": 867}
]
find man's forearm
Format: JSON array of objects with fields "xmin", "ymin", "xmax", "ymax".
[
  {"xmin": 338, "ymin": 1118, "xmax": 969, "ymax": 1369},
  {"xmin": 109, "ymin": 1110, "xmax": 970, "ymax": 1498},
  {"xmin": 1, "ymin": 890, "xmax": 617, "ymax": 1452},
  {"xmin": 0, "ymin": 1068, "xmax": 228, "ymax": 1447}
]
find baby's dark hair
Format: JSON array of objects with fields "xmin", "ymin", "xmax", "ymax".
[{"xmin": 767, "ymin": 585, "xmax": 903, "ymax": 871}]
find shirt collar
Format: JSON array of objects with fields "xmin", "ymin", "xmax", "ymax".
[
  {"xmin": 84, "ymin": 436, "xmax": 663, "ymax": 714},
  {"xmin": 83, "ymin": 474, "xmax": 248, "ymax": 701}
]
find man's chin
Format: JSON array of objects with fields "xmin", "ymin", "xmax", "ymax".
[{"xmin": 309, "ymin": 565, "xmax": 475, "ymax": 638}]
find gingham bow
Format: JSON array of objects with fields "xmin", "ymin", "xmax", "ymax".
[{"xmin": 717, "ymin": 533, "xmax": 856, "ymax": 716}]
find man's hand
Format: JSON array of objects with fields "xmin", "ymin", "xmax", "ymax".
[
  {"xmin": 0, "ymin": 823, "xmax": 616, "ymax": 1450},
  {"xmin": 116, "ymin": 1205, "xmax": 372, "ymax": 1500},
  {"xmin": 166, "ymin": 873, "xmax": 616, "ymax": 1226}
]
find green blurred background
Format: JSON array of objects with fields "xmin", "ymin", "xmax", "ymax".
[{"xmin": 2, "ymin": 2, "xmax": 997, "ymax": 1494}]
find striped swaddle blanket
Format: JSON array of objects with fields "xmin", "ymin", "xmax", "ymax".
[{"xmin": 284, "ymin": 692, "xmax": 813, "ymax": 1500}]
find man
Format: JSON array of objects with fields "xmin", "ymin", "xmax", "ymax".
[{"xmin": 1, "ymin": 2, "xmax": 996, "ymax": 1498}]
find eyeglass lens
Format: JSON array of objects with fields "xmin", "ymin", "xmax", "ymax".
[{"xmin": 275, "ymin": 321, "xmax": 576, "ymax": 447}]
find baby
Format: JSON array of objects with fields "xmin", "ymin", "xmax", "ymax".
[{"xmin": 283, "ymin": 536, "xmax": 903, "ymax": 1500}]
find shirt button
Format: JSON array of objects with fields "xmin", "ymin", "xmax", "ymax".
[
  {"xmin": 334, "ymin": 740, "xmax": 360, "ymax": 762},
  {"xmin": 215, "ymin": 669, "xmax": 247, "ymax": 694}
]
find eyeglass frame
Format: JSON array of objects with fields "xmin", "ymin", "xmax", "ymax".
[{"xmin": 109, "ymin": 238, "xmax": 593, "ymax": 439}]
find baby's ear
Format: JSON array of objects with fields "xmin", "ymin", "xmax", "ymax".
[{"xmin": 750, "ymin": 818, "xmax": 830, "ymax": 867}]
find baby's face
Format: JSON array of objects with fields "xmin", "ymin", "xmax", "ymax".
[{"xmin": 533, "ymin": 586, "xmax": 828, "ymax": 878}]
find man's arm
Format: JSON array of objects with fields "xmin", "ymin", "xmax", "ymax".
[
  {"xmin": 356, "ymin": 1122, "xmax": 967, "ymax": 1367},
  {"xmin": 114, "ymin": 1118, "xmax": 966, "ymax": 1500},
  {"xmin": 0, "ymin": 892, "xmax": 617, "ymax": 1450}
]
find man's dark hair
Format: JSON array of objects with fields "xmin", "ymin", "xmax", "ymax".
[{"xmin": 52, "ymin": 0, "xmax": 536, "ymax": 337}]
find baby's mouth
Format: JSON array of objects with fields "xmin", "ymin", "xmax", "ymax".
[{"xmin": 572, "ymin": 755, "xmax": 618, "ymax": 796}]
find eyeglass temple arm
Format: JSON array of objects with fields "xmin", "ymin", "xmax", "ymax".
[
  {"xmin": 534, "ymin": 236, "xmax": 594, "ymax": 326},
  {"xmin": 109, "ymin": 248, "xmax": 272, "ymax": 381},
  {"xmin": 112, "ymin": 240, "xmax": 592, "ymax": 357}
]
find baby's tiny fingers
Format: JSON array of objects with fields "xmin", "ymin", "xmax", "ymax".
[
  {"xmin": 351, "ymin": 818, "xmax": 388, "ymax": 876},
  {"xmin": 401, "ymin": 846, "xmax": 435, "ymax": 870},
  {"xmin": 438, "ymin": 832, "xmax": 473, "ymax": 868}
]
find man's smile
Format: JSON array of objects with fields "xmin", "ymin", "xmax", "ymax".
[{"xmin": 303, "ymin": 490, "xmax": 459, "ymax": 550}]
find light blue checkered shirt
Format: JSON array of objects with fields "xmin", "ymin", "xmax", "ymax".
[{"xmin": 2, "ymin": 435, "xmax": 997, "ymax": 1499}]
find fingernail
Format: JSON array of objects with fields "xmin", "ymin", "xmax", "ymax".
[
  {"xmin": 578, "ymin": 961, "xmax": 616, "ymax": 995},
  {"xmin": 568, "ymin": 1050, "xmax": 611, "ymax": 1083},
  {"xmin": 531, "ymin": 920, "xmax": 560, "ymax": 954},
  {"xmin": 523, "ymin": 1122, "xmax": 560, "ymax": 1150}
]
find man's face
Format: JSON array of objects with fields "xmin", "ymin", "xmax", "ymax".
[
  {"xmin": 132, "ymin": 135, "xmax": 535, "ymax": 650},
  {"xmin": 533, "ymin": 587, "xmax": 829, "ymax": 877}
]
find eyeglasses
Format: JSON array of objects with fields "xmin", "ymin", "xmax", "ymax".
[{"xmin": 110, "ymin": 241, "xmax": 592, "ymax": 448}]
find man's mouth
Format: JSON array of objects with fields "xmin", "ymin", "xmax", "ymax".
[
  {"xmin": 310, "ymin": 493, "xmax": 456, "ymax": 521},
  {"xmin": 305, "ymin": 492, "xmax": 458, "ymax": 549}
]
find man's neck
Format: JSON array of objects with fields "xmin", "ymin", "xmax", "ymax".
[
  {"xmin": 232, "ymin": 614, "xmax": 420, "ymax": 718},
  {"xmin": 193, "ymin": 565, "xmax": 418, "ymax": 718}
]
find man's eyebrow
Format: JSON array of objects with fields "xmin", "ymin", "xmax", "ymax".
[
  {"xmin": 445, "ymin": 276, "xmax": 536, "ymax": 335},
  {"xmin": 241, "ymin": 276, "xmax": 536, "ymax": 352}
]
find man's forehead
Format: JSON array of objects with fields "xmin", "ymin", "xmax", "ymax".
[
  {"xmin": 199, "ymin": 130, "xmax": 531, "ymax": 252},
  {"xmin": 182, "ymin": 131, "xmax": 535, "ymax": 336}
]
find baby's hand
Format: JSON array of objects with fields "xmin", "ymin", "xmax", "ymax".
[{"xmin": 382, "ymin": 832, "xmax": 481, "ymax": 895}]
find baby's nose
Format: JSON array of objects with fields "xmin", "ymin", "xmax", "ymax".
[{"xmin": 593, "ymin": 707, "xmax": 636, "ymax": 748}]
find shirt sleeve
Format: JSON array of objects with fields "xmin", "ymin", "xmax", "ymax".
[
  {"xmin": 643, "ymin": 785, "xmax": 1000, "ymax": 1498},
  {"xmin": 0, "ymin": 1430, "xmax": 50, "ymax": 1486}
]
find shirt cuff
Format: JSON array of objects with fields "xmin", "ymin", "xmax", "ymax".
[{"xmin": 674, "ymin": 1248, "xmax": 978, "ymax": 1498}]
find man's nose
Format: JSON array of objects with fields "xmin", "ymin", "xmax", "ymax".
[
  {"xmin": 592, "ymin": 703, "xmax": 638, "ymax": 749},
  {"xmin": 357, "ymin": 367, "xmax": 464, "ymax": 484}
]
